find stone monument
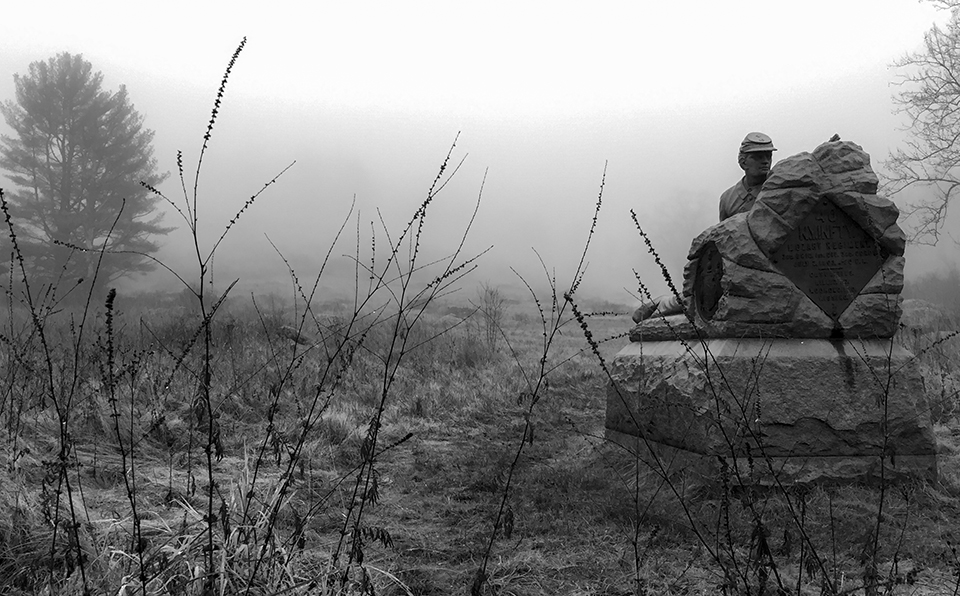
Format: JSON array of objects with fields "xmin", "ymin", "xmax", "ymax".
[{"xmin": 607, "ymin": 140, "xmax": 937, "ymax": 484}]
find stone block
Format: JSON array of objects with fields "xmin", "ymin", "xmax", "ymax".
[
  {"xmin": 606, "ymin": 429, "xmax": 937, "ymax": 486},
  {"xmin": 714, "ymin": 293, "xmax": 798, "ymax": 323},
  {"xmin": 628, "ymin": 315, "xmax": 699, "ymax": 342},
  {"xmin": 824, "ymin": 171, "xmax": 880, "ymax": 195},
  {"xmin": 790, "ymin": 298, "xmax": 836, "ymax": 338},
  {"xmin": 606, "ymin": 339, "xmax": 936, "ymax": 484},
  {"xmin": 879, "ymin": 223, "xmax": 907, "ymax": 257},
  {"xmin": 688, "ymin": 213, "xmax": 777, "ymax": 272},
  {"xmin": 832, "ymin": 192, "xmax": 899, "ymax": 238},
  {"xmin": 746, "ymin": 202, "xmax": 792, "ymax": 256},
  {"xmin": 813, "ymin": 140, "xmax": 874, "ymax": 175},
  {"xmin": 757, "ymin": 186, "xmax": 820, "ymax": 218},
  {"xmin": 860, "ymin": 256, "xmax": 905, "ymax": 295},
  {"xmin": 836, "ymin": 294, "xmax": 902, "ymax": 338},
  {"xmin": 762, "ymin": 152, "xmax": 824, "ymax": 191},
  {"xmin": 720, "ymin": 259, "xmax": 796, "ymax": 299}
]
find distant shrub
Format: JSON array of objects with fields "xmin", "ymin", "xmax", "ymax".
[
  {"xmin": 903, "ymin": 267, "xmax": 960, "ymax": 315},
  {"xmin": 452, "ymin": 330, "xmax": 489, "ymax": 369}
]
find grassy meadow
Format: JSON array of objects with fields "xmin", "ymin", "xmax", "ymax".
[
  {"xmin": 2, "ymin": 282, "xmax": 960, "ymax": 595},
  {"xmin": 4, "ymin": 40, "xmax": 960, "ymax": 596}
]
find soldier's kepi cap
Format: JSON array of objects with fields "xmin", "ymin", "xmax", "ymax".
[{"xmin": 739, "ymin": 132, "xmax": 776, "ymax": 154}]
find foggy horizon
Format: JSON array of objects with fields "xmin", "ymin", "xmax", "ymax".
[{"xmin": 2, "ymin": 1, "xmax": 958, "ymax": 308}]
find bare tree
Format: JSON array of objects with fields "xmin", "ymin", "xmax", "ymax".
[
  {"xmin": 476, "ymin": 282, "xmax": 506, "ymax": 352},
  {"xmin": 886, "ymin": 1, "xmax": 960, "ymax": 244}
]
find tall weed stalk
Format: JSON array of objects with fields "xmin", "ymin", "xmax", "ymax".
[{"xmin": 471, "ymin": 164, "xmax": 606, "ymax": 595}]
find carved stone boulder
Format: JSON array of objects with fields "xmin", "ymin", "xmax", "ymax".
[{"xmin": 631, "ymin": 140, "xmax": 904, "ymax": 341}]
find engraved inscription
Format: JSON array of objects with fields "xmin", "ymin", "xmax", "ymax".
[{"xmin": 771, "ymin": 197, "xmax": 886, "ymax": 321}]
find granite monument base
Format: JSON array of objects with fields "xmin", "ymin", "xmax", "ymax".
[{"xmin": 606, "ymin": 339, "xmax": 938, "ymax": 485}]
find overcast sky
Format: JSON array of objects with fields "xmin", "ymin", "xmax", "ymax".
[{"xmin": 0, "ymin": 0, "xmax": 954, "ymax": 304}]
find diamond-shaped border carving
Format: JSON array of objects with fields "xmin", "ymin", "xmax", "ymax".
[{"xmin": 770, "ymin": 196, "xmax": 887, "ymax": 322}]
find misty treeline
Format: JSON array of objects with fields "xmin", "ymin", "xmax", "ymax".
[
  {"xmin": 903, "ymin": 266, "xmax": 960, "ymax": 313},
  {"xmin": 5, "ymin": 3, "xmax": 960, "ymax": 300}
]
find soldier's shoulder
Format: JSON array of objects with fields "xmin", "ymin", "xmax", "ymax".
[
  {"xmin": 719, "ymin": 179, "xmax": 744, "ymax": 204},
  {"xmin": 720, "ymin": 178, "xmax": 745, "ymax": 198},
  {"xmin": 718, "ymin": 178, "xmax": 747, "ymax": 220}
]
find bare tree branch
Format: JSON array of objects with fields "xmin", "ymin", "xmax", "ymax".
[{"xmin": 885, "ymin": 2, "xmax": 960, "ymax": 244}]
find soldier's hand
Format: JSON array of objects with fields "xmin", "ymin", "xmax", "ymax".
[{"xmin": 633, "ymin": 299, "xmax": 660, "ymax": 323}]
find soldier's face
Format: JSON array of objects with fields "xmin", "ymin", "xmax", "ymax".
[{"xmin": 742, "ymin": 151, "xmax": 773, "ymax": 180}]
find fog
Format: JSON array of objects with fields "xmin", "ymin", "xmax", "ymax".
[{"xmin": 1, "ymin": 1, "xmax": 957, "ymax": 307}]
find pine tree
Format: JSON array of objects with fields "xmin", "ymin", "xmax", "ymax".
[{"xmin": 0, "ymin": 52, "xmax": 170, "ymax": 294}]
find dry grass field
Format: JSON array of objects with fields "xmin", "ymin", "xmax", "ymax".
[{"xmin": 2, "ymin": 289, "xmax": 960, "ymax": 595}]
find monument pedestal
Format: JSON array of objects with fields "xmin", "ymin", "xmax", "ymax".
[{"xmin": 606, "ymin": 339, "xmax": 937, "ymax": 485}]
